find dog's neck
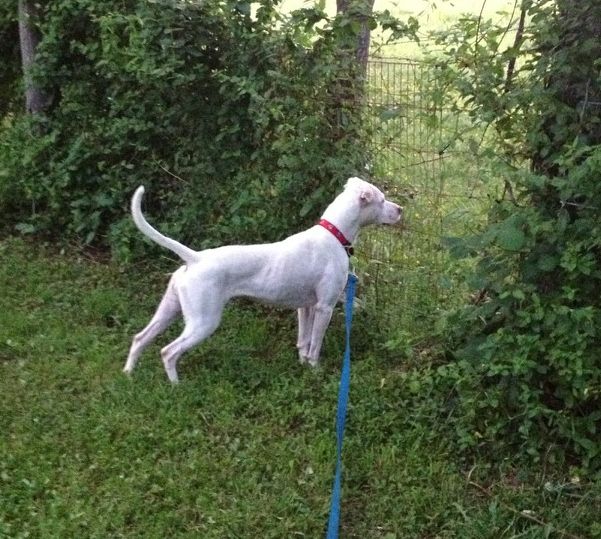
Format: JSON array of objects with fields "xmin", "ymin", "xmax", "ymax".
[{"xmin": 320, "ymin": 192, "xmax": 362, "ymax": 244}]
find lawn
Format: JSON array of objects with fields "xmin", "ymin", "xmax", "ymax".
[{"xmin": 1, "ymin": 237, "xmax": 598, "ymax": 538}]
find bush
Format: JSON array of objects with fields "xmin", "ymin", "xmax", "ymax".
[
  {"xmin": 0, "ymin": 0, "xmax": 368, "ymax": 258},
  {"xmin": 442, "ymin": 151, "xmax": 601, "ymax": 468},
  {"xmin": 429, "ymin": 0, "xmax": 601, "ymax": 469}
]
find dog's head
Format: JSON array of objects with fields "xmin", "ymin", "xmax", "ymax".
[{"xmin": 345, "ymin": 177, "xmax": 403, "ymax": 226}]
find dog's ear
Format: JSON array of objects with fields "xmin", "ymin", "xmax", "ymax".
[
  {"xmin": 359, "ymin": 187, "xmax": 375, "ymax": 206},
  {"xmin": 345, "ymin": 177, "xmax": 376, "ymax": 206}
]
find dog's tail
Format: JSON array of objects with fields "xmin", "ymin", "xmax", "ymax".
[{"xmin": 131, "ymin": 186, "xmax": 198, "ymax": 265}]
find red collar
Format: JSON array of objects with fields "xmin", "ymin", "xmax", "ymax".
[{"xmin": 318, "ymin": 219, "xmax": 354, "ymax": 257}]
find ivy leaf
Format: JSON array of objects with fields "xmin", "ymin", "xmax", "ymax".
[
  {"xmin": 234, "ymin": 2, "xmax": 251, "ymax": 15},
  {"xmin": 300, "ymin": 186, "xmax": 326, "ymax": 218},
  {"xmin": 441, "ymin": 236, "xmax": 470, "ymax": 258},
  {"xmin": 538, "ymin": 254, "xmax": 558, "ymax": 271},
  {"xmin": 496, "ymin": 224, "xmax": 526, "ymax": 251}
]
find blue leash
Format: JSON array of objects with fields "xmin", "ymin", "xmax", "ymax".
[{"xmin": 326, "ymin": 272, "xmax": 358, "ymax": 539}]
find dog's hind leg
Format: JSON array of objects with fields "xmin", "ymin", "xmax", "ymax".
[
  {"xmin": 160, "ymin": 293, "xmax": 224, "ymax": 383},
  {"xmin": 123, "ymin": 281, "xmax": 180, "ymax": 375}
]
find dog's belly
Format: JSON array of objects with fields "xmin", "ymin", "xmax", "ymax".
[
  {"xmin": 227, "ymin": 259, "xmax": 323, "ymax": 308},
  {"xmin": 236, "ymin": 278, "xmax": 319, "ymax": 308}
]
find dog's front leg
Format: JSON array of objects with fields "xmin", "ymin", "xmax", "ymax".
[
  {"xmin": 297, "ymin": 307, "xmax": 315, "ymax": 363},
  {"xmin": 306, "ymin": 303, "xmax": 334, "ymax": 367}
]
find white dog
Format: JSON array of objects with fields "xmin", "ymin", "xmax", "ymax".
[{"xmin": 123, "ymin": 177, "xmax": 402, "ymax": 382}]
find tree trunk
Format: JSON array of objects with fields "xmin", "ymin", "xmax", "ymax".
[
  {"xmin": 331, "ymin": 0, "xmax": 376, "ymax": 117},
  {"xmin": 327, "ymin": 0, "xmax": 375, "ymax": 170},
  {"xmin": 336, "ymin": 0, "xmax": 376, "ymax": 77},
  {"xmin": 18, "ymin": 0, "xmax": 49, "ymax": 114}
]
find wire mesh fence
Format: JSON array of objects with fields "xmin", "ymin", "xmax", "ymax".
[{"xmin": 359, "ymin": 57, "xmax": 490, "ymax": 339}]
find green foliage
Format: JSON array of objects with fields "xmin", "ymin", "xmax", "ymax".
[
  {"xmin": 426, "ymin": 1, "xmax": 601, "ymax": 468},
  {"xmin": 0, "ymin": 0, "xmax": 378, "ymax": 257},
  {"xmin": 1, "ymin": 237, "xmax": 600, "ymax": 538}
]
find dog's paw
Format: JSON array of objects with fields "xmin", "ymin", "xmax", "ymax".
[
  {"xmin": 298, "ymin": 354, "xmax": 309, "ymax": 365},
  {"xmin": 298, "ymin": 345, "xmax": 311, "ymax": 364},
  {"xmin": 299, "ymin": 354, "xmax": 319, "ymax": 368}
]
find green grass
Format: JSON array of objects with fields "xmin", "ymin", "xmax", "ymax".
[{"xmin": 1, "ymin": 237, "xmax": 599, "ymax": 538}]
